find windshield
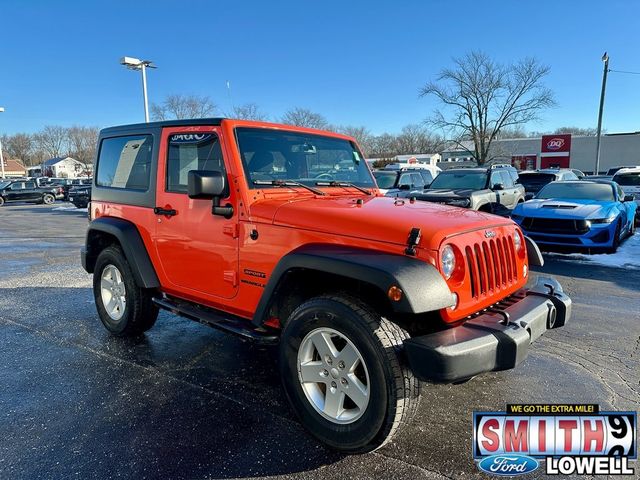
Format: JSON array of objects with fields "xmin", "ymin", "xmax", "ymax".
[
  {"xmin": 428, "ymin": 171, "xmax": 487, "ymax": 190},
  {"xmin": 614, "ymin": 173, "xmax": 640, "ymax": 186},
  {"xmin": 373, "ymin": 171, "xmax": 398, "ymax": 189},
  {"xmin": 537, "ymin": 182, "xmax": 614, "ymax": 201},
  {"xmin": 236, "ymin": 128, "xmax": 375, "ymax": 189},
  {"xmin": 518, "ymin": 173, "xmax": 555, "ymax": 187},
  {"xmin": 0, "ymin": 181, "xmax": 11, "ymax": 190}
]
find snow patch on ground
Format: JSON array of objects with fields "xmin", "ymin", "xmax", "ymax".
[
  {"xmin": 544, "ymin": 232, "xmax": 640, "ymax": 268},
  {"xmin": 52, "ymin": 204, "xmax": 87, "ymax": 212}
]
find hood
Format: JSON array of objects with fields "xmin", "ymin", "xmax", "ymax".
[
  {"xmin": 250, "ymin": 194, "xmax": 513, "ymax": 250},
  {"xmin": 419, "ymin": 188, "xmax": 475, "ymax": 199},
  {"xmin": 513, "ymin": 198, "xmax": 615, "ymax": 219}
]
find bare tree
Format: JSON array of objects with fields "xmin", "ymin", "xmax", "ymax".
[
  {"xmin": 395, "ymin": 124, "xmax": 444, "ymax": 155},
  {"xmin": 1, "ymin": 133, "xmax": 35, "ymax": 165},
  {"xmin": 229, "ymin": 103, "xmax": 269, "ymax": 121},
  {"xmin": 281, "ymin": 108, "xmax": 329, "ymax": 129},
  {"xmin": 421, "ymin": 51, "xmax": 555, "ymax": 165},
  {"xmin": 552, "ymin": 126, "xmax": 598, "ymax": 136},
  {"xmin": 369, "ymin": 133, "xmax": 398, "ymax": 159},
  {"xmin": 334, "ymin": 125, "xmax": 373, "ymax": 156},
  {"xmin": 151, "ymin": 94, "xmax": 217, "ymax": 120},
  {"xmin": 34, "ymin": 125, "xmax": 69, "ymax": 159},
  {"xmin": 67, "ymin": 126, "xmax": 100, "ymax": 165}
]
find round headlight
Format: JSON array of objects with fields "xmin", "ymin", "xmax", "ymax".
[
  {"xmin": 514, "ymin": 230, "xmax": 523, "ymax": 252},
  {"xmin": 441, "ymin": 245, "xmax": 455, "ymax": 279}
]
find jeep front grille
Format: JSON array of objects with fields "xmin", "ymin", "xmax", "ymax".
[{"xmin": 465, "ymin": 234, "xmax": 517, "ymax": 298}]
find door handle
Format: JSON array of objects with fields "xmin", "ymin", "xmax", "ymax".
[{"xmin": 154, "ymin": 207, "xmax": 177, "ymax": 216}]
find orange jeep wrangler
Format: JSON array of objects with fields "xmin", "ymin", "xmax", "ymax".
[{"xmin": 81, "ymin": 119, "xmax": 571, "ymax": 452}]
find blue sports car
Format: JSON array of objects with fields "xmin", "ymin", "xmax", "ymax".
[{"xmin": 511, "ymin": 180, "xmax": 637, "ymax": 252}]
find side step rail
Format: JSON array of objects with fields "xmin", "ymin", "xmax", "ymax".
[{"xmin": 153, "ymin": 296, "xmax": 279, "ymax": 345}]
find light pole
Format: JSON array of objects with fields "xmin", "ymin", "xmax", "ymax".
[
  {"xmin": 120, "ymin": 57, "xmax": 157, "ymax": 123},
  {"xmin": 0, "ymin": 106, "xmax": 5, "ymax": 179},
  {"xmin": 594, "ymin": 52, "xmax": 609, "ymax": 175}
]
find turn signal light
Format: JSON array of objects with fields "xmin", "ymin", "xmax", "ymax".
[{"xmin": 388, "ymin": 286, "xmax": 403, "ymax": 302}]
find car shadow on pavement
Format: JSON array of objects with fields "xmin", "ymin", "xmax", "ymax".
[
  {"xmin": 0, "ymin": 286, "xmax": 346, "ymax": 479},
  {"xmin": 532, "ymin": 255, "xmax": 639, "ymax": 291}
]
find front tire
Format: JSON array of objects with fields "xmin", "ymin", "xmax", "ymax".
[
  {"xmin": 93, "ymin": 245, "xmax": 158, "ymax": 336},
  {"xmin": 279, "ymin": 295, "xmax": 419, "ymax": 453},
  {"xmin": 607, "ymin": 221, "xmax": 622, "ymax": 253},
  {"xmin": 42, "ymin": 193, "xmax": 55, "ymax": 205}
]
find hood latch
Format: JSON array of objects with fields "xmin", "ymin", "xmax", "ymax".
[{"xmin": 405, "ymin": 227, "xmax": 421, "ymax": 256}]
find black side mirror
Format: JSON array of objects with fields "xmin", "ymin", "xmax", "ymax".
[
  {"xmin": 398, "ymin": 184, "xmax": 411, "ymax": 190},
  {"xmin": 188, "ymin": 170, "xmax": 226, "ymax": 199},
  {"xmin": 525, "ymin": 193, "xmax": 534, "ymax": 201},
  {"xmin": 623, "ymin": 194, "xmax": 634, "ymax": 202},
  {"xmin": 492, "ymin": 183, "xmax": 504, "ymax": 191},
  {"xmin": 187, "ymin": 170, "xmax": 233, "ymax": 218}
]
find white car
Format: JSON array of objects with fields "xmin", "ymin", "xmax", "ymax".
[{"xmin": 612, "ymin": 167, "xmax": 640, "ymax": 215}]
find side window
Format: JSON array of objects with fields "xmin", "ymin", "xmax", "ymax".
[
  {"xmin": 10, "ymin": 182, "xmax": 24, "ymax": 190},
  {"xmin": 490, "ymin": 171, "xmax": 502, "ymax": 187},
  {"xmin": 96, "ymin": 135, "xmax": 154, "ymax": 190},
  {"xmin": 398, "ymin": 173, "xmax": 413, "ymax": 188},
  {"xmin": 166, "ymin": 133, "xmax": 226, "ymax": 193},
  {"xmin": 420, "ymin": 170, "xmax": 434, "ymax": 185},
  {"xmin": 25, "ymin": 181, "xmax": 36, "ymax": 189},
  {"xmin": 410, "ymin": 173, "xmax": 425, "ymax": 189},
  {"xmin": 499, "ymin": 171, "xmax": 514, "ymax": 188}
]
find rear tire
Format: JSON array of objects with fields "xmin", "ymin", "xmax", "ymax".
[
  {"xmin": 279, "ymin": 294, "xmax": 420, "ymax": 453},
  {"xmin": 42, "ymin": 193, "xmax": 55, "ymax": 205},
  {"xmin": 93, "ymin": 245, "xmax": 158, "ymax": 336},
  {"xmin": 0, "ymin": 196, "xmax": 4, "ymax": 206}
]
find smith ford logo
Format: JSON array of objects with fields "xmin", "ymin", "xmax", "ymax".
[
  {"xmin": 170, "ymin": 133, "xmax": 214, "ymax": 143},
  {"xmin": 477, "ymin": 454, "xmax": 539, "ymax": 476},
  {"xmin": 546, "ymin": 138, "xmax": 565, "ymax": 150}
]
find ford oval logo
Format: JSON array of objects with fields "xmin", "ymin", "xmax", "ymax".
[
  {"xmin": 547, "ymin": 138, "xmax": 565, "ymax": 150},
  {"xmin": 478, "ymin": 454, "xmax": 539, "ymax": 476}
]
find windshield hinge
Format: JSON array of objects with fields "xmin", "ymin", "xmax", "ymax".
[{"xmin": 405, "ymin": 227, "xmax": 421, "ymax": 256}]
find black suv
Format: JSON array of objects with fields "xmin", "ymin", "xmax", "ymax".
[
  {"xmin": 400, "ymin": 164, "xmax": 525, "ymax": 215},
  {"xmin": 0, "ymin": 179, "xmax": 63, "ymax": 206},
  {"xmin": 372, "ymin": 167, "xmax": 438, "ymax": 196},
  {"xmin": 518, "ymin": 169, "xmax": 579, "ymax": 198}
]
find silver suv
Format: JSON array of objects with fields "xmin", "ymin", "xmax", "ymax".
[{"xmin": 400, "ymin": 165, "xmax": 525, "ymax": 215}]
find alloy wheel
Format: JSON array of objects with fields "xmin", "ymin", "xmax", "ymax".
[{"xmin": 297, "ymin": 327, "xmax": 370, "ymax": 424}]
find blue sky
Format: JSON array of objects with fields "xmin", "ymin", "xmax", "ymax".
[{"xmin": 0, "ymin": 0, "xmax": 638, "ymax": 135}]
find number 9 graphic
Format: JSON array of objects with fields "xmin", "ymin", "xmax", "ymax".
[{"xmin": 606, "ymin": 415, "xmax": 635, "ymax": 456}]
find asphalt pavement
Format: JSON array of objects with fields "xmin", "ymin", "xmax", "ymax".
[{"xmin": 0, "ymin": 204, "xmax": 638, "ymax": 479}]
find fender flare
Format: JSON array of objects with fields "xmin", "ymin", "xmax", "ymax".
[
  {"xmin": 82, "ymin": 217, "xmax": 160, "ymax": 289},
  {"xmin": 252, "ymin": 244, "xmax": 454, "ymax": 326}
]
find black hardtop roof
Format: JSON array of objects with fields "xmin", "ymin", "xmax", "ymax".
[{"xmin": 100, "ymin": 118, "xmax": 226, "ymax": 135}]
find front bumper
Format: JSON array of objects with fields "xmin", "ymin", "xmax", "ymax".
[{"xmin": 404, "ymin": 276, "xmax": 571, "ymax": 383}]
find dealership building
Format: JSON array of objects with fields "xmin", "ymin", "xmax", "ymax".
[{"xmin": 440, "ymin": 131, "xmax": 640, "ymax": 174}]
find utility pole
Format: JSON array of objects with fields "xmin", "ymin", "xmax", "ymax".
[{"xmin": 594, "ymin": 52, "xmax": 609, "ymax": 175}]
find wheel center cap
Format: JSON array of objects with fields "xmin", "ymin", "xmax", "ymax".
[{"xmin": 330, "ymin": 367, "xmax": 339, "ymax": 379}]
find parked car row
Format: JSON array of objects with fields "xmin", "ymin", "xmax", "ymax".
[
  {"xmin": 374, "ymin": 162, "xmax": 639, "ymax": 253},
  {"xmin": 0, "ymin": 177, "xmax": 92, "ymax": 207}
]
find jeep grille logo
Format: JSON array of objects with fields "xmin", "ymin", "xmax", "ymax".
[{"xmin": 484, "ymin": 230, "xmax": 496, "ymax": 238}]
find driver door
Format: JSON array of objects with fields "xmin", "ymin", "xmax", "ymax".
[{"xmin": 154, "ymin": 127, "xmax": 239, "ymax": 300}]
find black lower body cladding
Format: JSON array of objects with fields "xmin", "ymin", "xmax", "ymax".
[{"xmin": 404, "ymin": 276, "xmax": 571, "ymax": 383}]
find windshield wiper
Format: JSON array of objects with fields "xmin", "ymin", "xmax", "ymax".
[
  {"xmin": 253, "ymin": 179, "xmax": 326, "ymax": 196},
  {"xmin": 315, "ymin": 181, "xmax": 372, "ymax": 195}
]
